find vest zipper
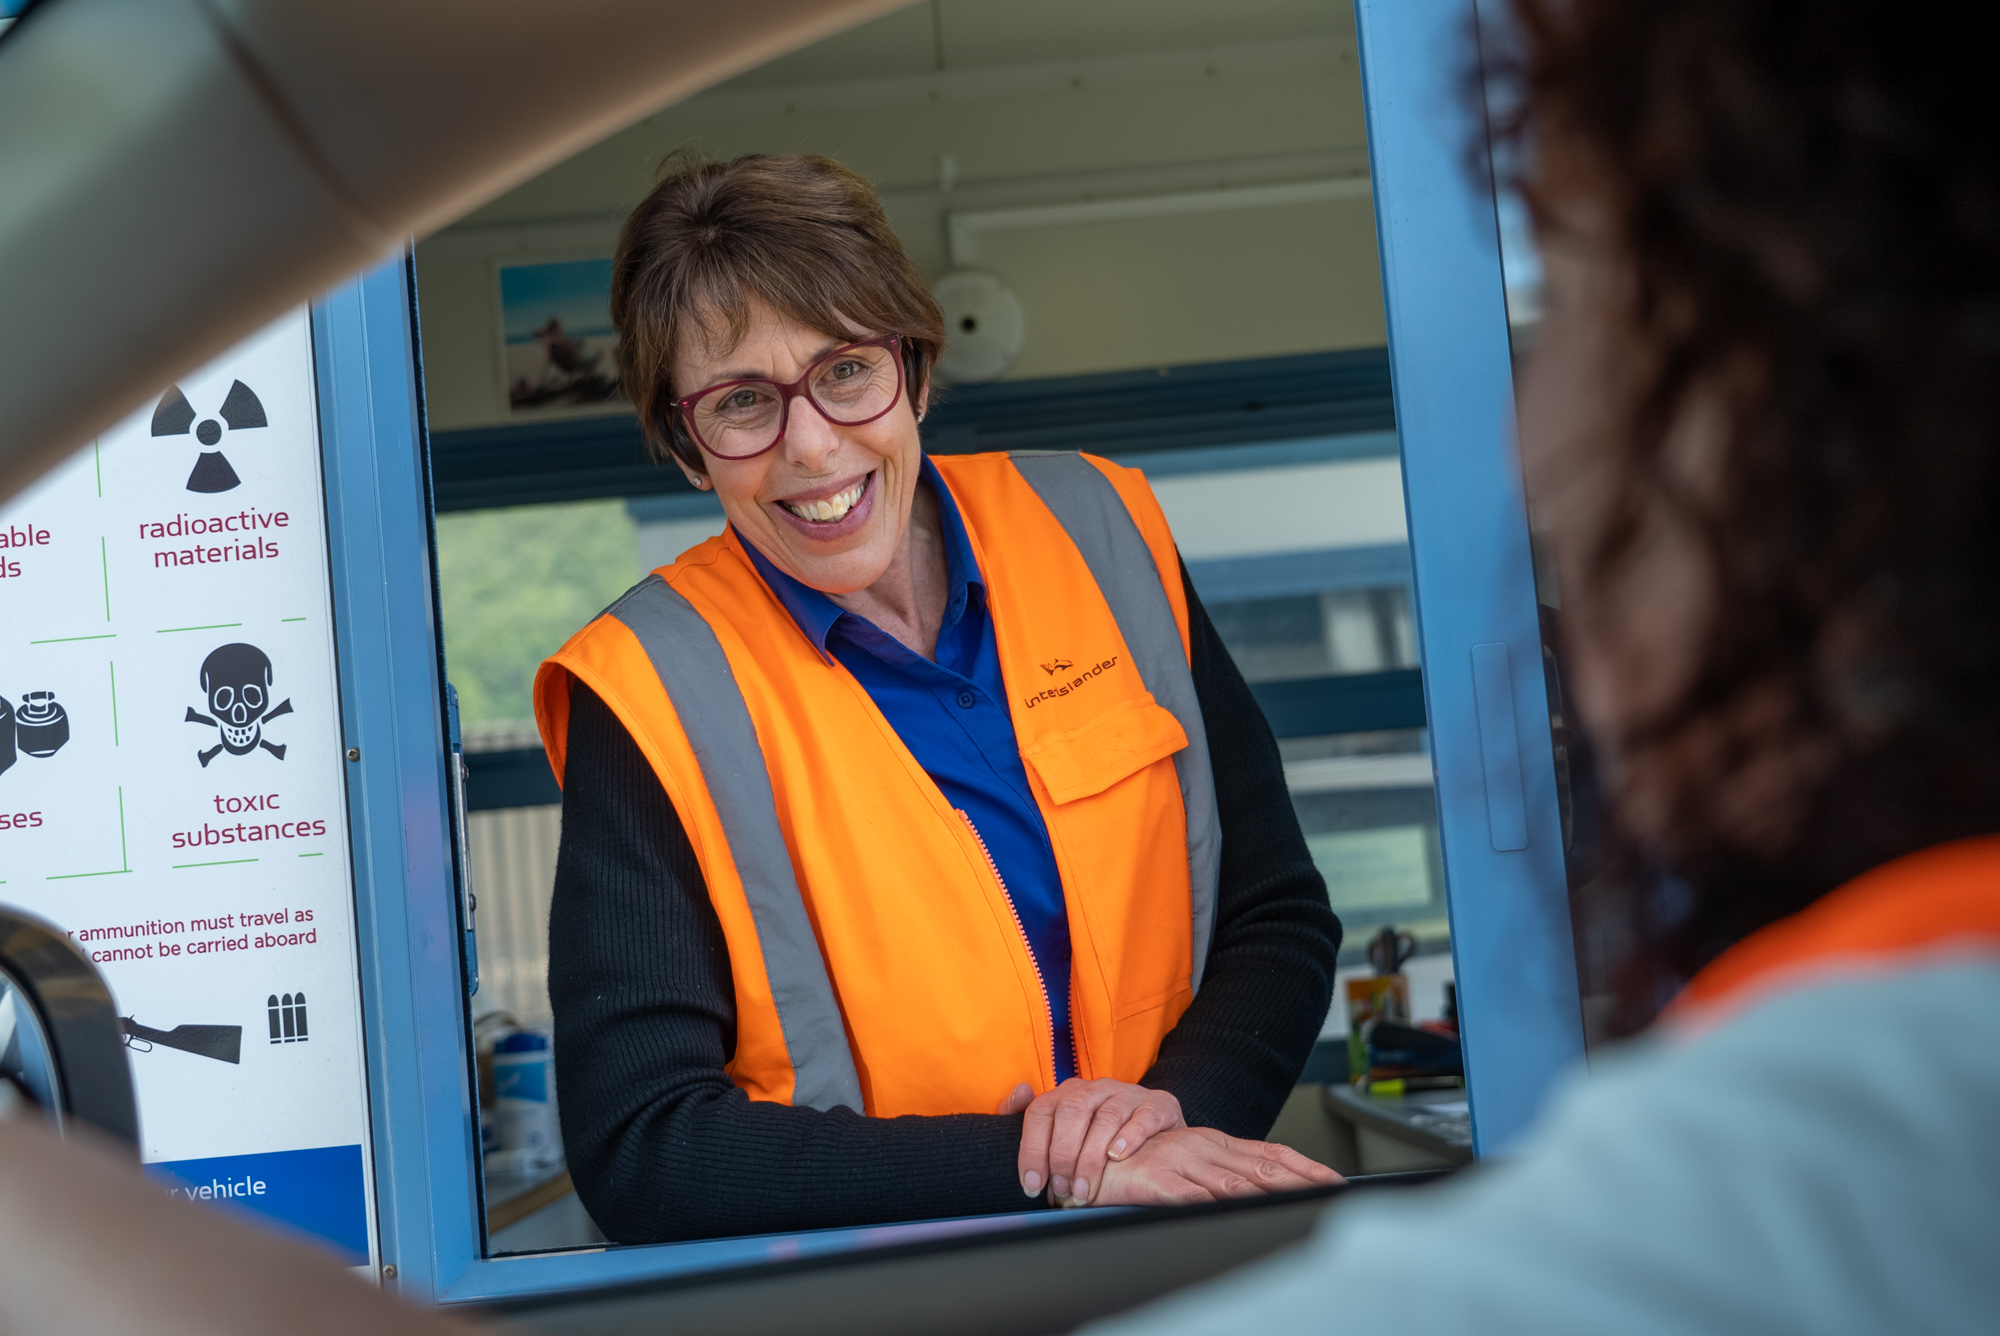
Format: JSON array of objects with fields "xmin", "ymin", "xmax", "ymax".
[{"xmin": 956, "ymin": 808, "xmax": 1059, "ymax": 1085}]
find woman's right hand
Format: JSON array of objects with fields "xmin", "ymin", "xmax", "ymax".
[{"xmin": 1086, "ymin": 1126, "xmax": 1341, "ymax": 1207}]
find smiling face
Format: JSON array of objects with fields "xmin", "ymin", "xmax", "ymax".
[{"xmin": 672, "ymin": 304, "xmax": 927, "ymax": 595}]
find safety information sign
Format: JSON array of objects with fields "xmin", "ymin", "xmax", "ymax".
[{"xmin": 0, "ymin": 310, "xmax": 376, "ymax": 1265}]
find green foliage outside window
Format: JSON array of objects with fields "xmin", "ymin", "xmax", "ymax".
[{"xmin": 435, "ymin": 499, "xmax": 638, "ymax": 730}]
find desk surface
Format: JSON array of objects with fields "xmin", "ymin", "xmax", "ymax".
[
  {"xmin": 1324, "ymin": 1083, "xmax": 1475, "ymax": 1163},
  {"xmin": 488, "ymin": 1165, "xmax": 576, "ymax": 1235}
]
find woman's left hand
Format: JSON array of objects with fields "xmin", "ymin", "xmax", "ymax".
[{"xmin": 996, "ymin": 1078, "xmax": 1185, "ymax": 1205}]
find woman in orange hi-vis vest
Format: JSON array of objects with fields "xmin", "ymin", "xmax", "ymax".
[{"xmin": 533, "ymin": 153, "xmax": 1343, "ymax": 1243}]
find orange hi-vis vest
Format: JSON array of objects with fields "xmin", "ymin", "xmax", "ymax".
[
  {"xmin": 535, "ymin": 452, "xmax": 1221, "ymax": 1119},
  {"xmin": 1666, "ymin": 835, "xmax": 2000, "ymax": 1032}
]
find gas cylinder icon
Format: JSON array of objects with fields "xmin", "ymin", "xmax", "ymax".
[
  {"xmin": 0, "ymin": 695, "xmax": 14, "ymax": 776},
  {"xmin": 15, "ymin": 692, "xmax": 68, "ymax": 757}
]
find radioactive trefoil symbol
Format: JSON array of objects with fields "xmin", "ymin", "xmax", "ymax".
[
  {"xmin": 185, "ymin": 643, "xmax": 292, "ymax": 767},
  {"xmin": 151, "ymin": 380, "xmax": 266, "ymax": 493}
]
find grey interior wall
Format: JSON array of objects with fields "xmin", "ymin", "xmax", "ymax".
[{"xmin": 413, "ymin": 0, "xmax": 1380, "ymax": 433}]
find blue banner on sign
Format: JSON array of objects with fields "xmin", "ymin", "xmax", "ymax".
[{"xmin": 148, "ymin": 1144, "xmax": 370, "ymax": 1264}]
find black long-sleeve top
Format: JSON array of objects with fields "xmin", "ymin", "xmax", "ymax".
[{"xmin": 547, "ymin": 567, "xmax": 1341, "ymax": 1243}]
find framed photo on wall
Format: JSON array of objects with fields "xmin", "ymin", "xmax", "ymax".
[{"xmin": 495, "ymin": 258, "xmax": 623, "ymax": 413}]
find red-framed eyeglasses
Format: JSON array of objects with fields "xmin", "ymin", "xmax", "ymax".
[{"xmin": 673, "ymin": 334, "xmax": 906, "ymax": 461}]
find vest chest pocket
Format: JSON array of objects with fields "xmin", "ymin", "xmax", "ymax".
[{"xmin": 1019, "ymin": 694, "xmax": 1188, "ymax": 804}]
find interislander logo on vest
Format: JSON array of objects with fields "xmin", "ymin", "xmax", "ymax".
[
  {"xmin": 1039, "ymin": 658, "xmax": 1073, "ymax": 675},
  {"xmin": 1022, "ymin": 655, "xmax": 1119, "ymax": 708}
]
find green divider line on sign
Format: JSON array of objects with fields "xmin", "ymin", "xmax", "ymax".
[
  {"xmin": 28, "ymin": 633, "xmax": 116, "ymax": 645},
  {"xmin": 281, "ymin": 617, "xmax": 308, "ymax": 623},
  {"xmin": 156, "ymin": 623, "xmax": 243, "ymax": 634},
  {"xmin": 100, "ymin": 537, "xmax": 110, "ymax": 620},
  {"xmin": 298, "ymin": 851, "xmax": 325, "ymax": 858},
  {"xmin": 170, "ymin": 858, "xmax": 259, "ymax": 869},
  {"xmin": 93, "ymin": 439, "xmax": 102, "ymax": 497},
  {"xmin": 109, "ymin": 662, "xmax": 121, "ymax": 746},
  {"xmin": 46, "ymin": 786, "xmax": 133, "ymax": 880}
]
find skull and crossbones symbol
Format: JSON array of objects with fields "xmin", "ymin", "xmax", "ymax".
[{"xmin": 185, "ymin": 643, "xmax": 292, "ymax": 767}]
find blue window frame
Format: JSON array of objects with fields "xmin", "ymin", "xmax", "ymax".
[
  {"xmin": 1357, "ymin": 0, "xmax": 1584, "ymax": 1155},
  {"xmin": 318, "ymin": 0, "xmax": 1581, "ymax": 1302}
]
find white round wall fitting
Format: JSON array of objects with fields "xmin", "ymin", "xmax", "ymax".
[{"xmin": 931, "ymin": 270, "xmax": 1025, "ymax": 384}]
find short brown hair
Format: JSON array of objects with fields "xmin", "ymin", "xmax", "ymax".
[{"xmin": 611, "ymin": 152, "xmax": 945, "ymax": 472}]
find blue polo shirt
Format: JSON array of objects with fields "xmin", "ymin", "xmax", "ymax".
[{"xmin": 738, "ymin": 456, "xmax": 1076, "ymax": 1083}]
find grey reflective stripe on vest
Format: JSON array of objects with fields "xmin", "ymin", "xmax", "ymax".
[
  {"xmin": 1008, "ymin": 451, "xmax": 1223, "ymax": 990},
  {"xmin": 606, "ymin": 575, "xmax": 865, "ymax": 1114}
]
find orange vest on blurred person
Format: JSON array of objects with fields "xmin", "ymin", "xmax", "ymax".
[
  {"xmin": 1668, "ymin": 836, "xmax": 2000, "ymax": 1030},
  {"xmin": 534, "ymin": 452, "xmax": 1220, "ymax": 1118}
]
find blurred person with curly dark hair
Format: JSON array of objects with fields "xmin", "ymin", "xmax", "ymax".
[{"xmin": 1091, "ymin": 2, "xmax": 2000, "ymax": 1331}]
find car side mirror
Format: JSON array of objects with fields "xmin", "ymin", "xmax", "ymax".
[{"xmin": 1, "ymin": 906, "xmax": 139, "ymax": 1148}]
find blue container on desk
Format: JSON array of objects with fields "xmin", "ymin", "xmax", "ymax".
[{"xmin": 492, "ymin": 1031, "xmax": 560, "ymax": 1165}]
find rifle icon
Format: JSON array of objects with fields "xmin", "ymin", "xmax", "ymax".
[{"xmin": 119, "ymin": 1018, "xmax": 242, "ymax": 1065}]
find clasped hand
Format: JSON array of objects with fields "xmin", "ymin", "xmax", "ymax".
[{"xmin": 998, "ymin": 1078, "xmax": 1340, "ymax": 1208}]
